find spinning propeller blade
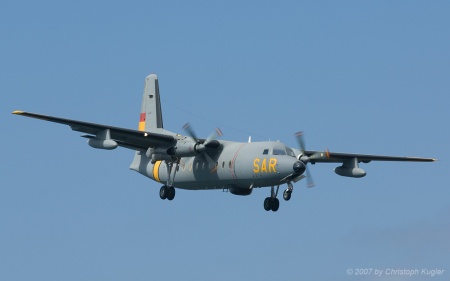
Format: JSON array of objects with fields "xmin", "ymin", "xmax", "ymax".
[
  {"xmin": 295, "ymin": 131, "xmax": 315, "ymax": 187},
  {"xmin": 295, "ymin": 131, "xmax": 306, "ymax": 153},
  {"xmin": 182, "ymin": 123, "xmax": 199, "ymax": 143},
  {"xmin": 182, "ymin": 123, "xmax": 223, "ymax": 172},
  {"xmin": 205, "ymin": 128, "xmax": 223, "ymax": 144}
]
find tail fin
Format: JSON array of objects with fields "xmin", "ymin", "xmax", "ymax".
[{"xmin": 138, "ymin": 74, "xmax": 164, "ymax": 131}]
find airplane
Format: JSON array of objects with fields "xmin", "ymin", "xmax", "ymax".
[{"xmin": 12, "ymin": 74, "xmax": 437, "ymax": 212}]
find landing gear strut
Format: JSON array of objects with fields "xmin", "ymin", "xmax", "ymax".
[
  {"xmin": 160, "ymin": 159, "xmax": 179, "ymax": 201},
  {"xmin": 263, "ymin": 182, "xmax": 296, "ymax": 211},
  {"xmin": 264, "ymin": 185, "xmax": 280, "ymax": 212}
]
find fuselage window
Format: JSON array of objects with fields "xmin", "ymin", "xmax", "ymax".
[
  {"xmin": 263, "ymin": 149, "xmax": 269, "ymax": 155},
  {"xmin": 273, "ymin": 148, "xmax": 286, "ymax": 155},
  {"xmin": 222, "ymin": 161, "xmax": 225, "ymax": 168}
]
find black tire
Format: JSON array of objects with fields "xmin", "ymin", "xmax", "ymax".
[
  {"xmin": 167, "ymin": 186, "xmax": 176, "ymax": 201},
  {"xmin": 283, "ymin": 190, "xmax": 291, "ymax": 201},
  {"xmin": 271, "ymin": 198, "xmax": 280, "ymax": 212},
  {"xmin": 263, "ymin": 197, "xmax": 272, "ymax": 211},
  {"xmin": 159, "ymin": 185, "xmax": 168, "ymax": 200}
]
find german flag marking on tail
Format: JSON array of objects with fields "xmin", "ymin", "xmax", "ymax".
[{"xmin": 138, "ymin": 113, "xmax": 146, "ymax": 131}]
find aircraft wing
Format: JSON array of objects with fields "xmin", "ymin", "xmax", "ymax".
[
  {"xmin": 303, "ymin": 150, "xmax": 436, "ymax": 163},
  {"xmin": 12, "ymin": 111, "xmax": 175, "ymax": 150}
]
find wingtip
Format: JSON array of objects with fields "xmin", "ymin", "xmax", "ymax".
[{"xmin": 12, "ymin": 110, "xmax": 24, "ymax": 115}]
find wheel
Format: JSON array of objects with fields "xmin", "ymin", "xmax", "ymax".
[
  {"xmin": 263, "ymin": 197, "xmax": 272, "ymax": 211},
  {"xmin": 271, "ymin": 198, "xmax": 280, "ymax": 212},
  {"xmin": 159, "ymin": 185, "xmax": 168, "ymax": 200},
  {"xmin": 167, "ymin": 186, "xmax": 176, "ymax": 200},
  {"xmin": 283, "ymin": 189, "xmax": 291, "ymax": 201}
]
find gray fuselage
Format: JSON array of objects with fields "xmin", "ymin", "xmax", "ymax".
[{"xmin": 130, "ymin": 140, "xmax": 300, "ymax": 193}]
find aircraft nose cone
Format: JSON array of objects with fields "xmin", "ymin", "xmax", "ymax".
[{"xmin": 293, "ymin": 161, "xmax": 306, "ymax": 175}]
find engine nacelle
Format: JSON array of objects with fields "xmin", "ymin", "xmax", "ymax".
[
  {"xmin": 151, "ymin": 153, "xmax": 172, "ymax": 164},
  {"xmin": 229, "ymin": 186, "xmax": 253, "ymax": 196},
  {"xmin": 167, "ymin": 141, "xmax": 198, "ymax": 157},
  {"xmin": 334, "ymin": 166, "xmax": 366, "ymax": 178},
  {"xmin": 88, "ymin": 138, "xmax": 118, "ymax": 150}
]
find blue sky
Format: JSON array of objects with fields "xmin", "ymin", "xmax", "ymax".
[{"xmin": 2, "ymin": 1, "xmax": 449, "ymax": 280}]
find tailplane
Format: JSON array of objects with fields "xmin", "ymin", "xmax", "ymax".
[{"xmin": 138, "ymin": 74, "xmax": 164, "ymax": 131}]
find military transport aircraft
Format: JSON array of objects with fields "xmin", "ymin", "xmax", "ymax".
[{"xmin": 13, "ymin": 74, "xmax": 436, "ymax": 212}]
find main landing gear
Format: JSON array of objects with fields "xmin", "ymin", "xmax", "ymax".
[
  {"xmin": 264, "ymin": 185, "xmax": 280, "ymax": 212},
  {"xmin": 160, "ymin": 185, "xmax": 175, "ymax": 200},
  {"xmin": 263, "ymin": 182, "xmax": 294, "ymax": 212},
  {"xmin": 264, "ymin": 196, "xmax": 280, "ymax": 212},
  {"xmin": 159, "ymin": 159, "xmax": 179, "ymax": 201}
]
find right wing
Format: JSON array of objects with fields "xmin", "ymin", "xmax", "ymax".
[{"xmin": 12, "ymin": 111, "xmax": 176, "ymax": 151}]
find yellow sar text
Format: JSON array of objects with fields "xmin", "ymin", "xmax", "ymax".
[{"xmin": 253, "ymin": 158, "xmax": 277, "ymax": 173}]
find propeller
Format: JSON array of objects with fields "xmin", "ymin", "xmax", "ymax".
[
  {"xmin": 295, "ymin": 131, "xmax": 330, "ymax": 188},
  {"xmin": 183, "ymin": 123, "xmax": 223, "ymax": 172},
  {"xmin": 183, "ymin": 123, "xmax": 222, "ymax": 150}
]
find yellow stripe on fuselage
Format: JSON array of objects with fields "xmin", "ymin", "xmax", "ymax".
[{"xmin": 153, "ymin": 160, "xmax": 162, "ymax": 182}]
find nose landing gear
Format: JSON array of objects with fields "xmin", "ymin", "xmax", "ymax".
[{"xmin": 283, "ymin": 182, "xmax": 293, "ymax": 201}]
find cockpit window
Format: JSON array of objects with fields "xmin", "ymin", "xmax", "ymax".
[
  {"xmin": 285, "ymin": 147, "xmax": 295, "ymax": 157},
  {"xmin": 263, "ymin": 149, "xmax": 269, "ymax": 155},
  {"xmin": 273, "ymin": 148, "xmax": 286, "ymax": 155}
]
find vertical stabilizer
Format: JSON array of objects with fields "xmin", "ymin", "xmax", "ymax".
[{"xmin": 138, "ymin": 74, "xmax": 164, "ymax": 131}]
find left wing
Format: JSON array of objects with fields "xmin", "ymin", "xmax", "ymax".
[
  {"xmin": 291, "ymin": 148, "xmax": 436, "ymax": 178},
  {"xmin": 12, "ymin": 111, "xmax": 176, "ymax": 150}
]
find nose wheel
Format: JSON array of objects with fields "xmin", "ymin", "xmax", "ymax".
[
  {"xmin": 283, "ymin": 189, "xmax": 292, "ymax": 201},
  {"xmin": 283, "ymin": 182, "xmax": 293, "ymax": 201}
]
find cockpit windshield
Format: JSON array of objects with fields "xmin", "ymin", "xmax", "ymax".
[
  {"xmin": 272, "ymin": 148, "xmax": 286, "ymax": 155},
  {"xmin": 262, "ymin": 144, "xmax": 296, "ymax": 157},
  {"xmin": 285, "ymin": 146, "xmax": 295, "ymax": 157}
]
